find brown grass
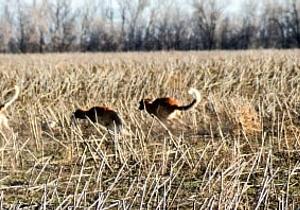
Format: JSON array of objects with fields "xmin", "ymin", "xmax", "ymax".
[{"xmin": 0, "ymin": 50, "xmax": 300, "ymax": 208}]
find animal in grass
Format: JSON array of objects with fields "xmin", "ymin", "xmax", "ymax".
[
  {"xmin": 138, "ymin": 88, "xmax": 201, "ymax": 122},
  {"xmin": 71, "ymin": 106, "xmax": 124, "ymax": 133},
  {"xmin": 0, "ymin": 85, "xmax": 20, "ymax": 135}
]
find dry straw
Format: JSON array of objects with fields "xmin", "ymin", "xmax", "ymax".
[{"xmin": 0, "ymin": 50, "xmax": 299, "ymax": 208}]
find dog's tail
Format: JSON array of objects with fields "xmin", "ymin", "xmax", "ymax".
[
  {"xmin": 1, "ymin": 86, "xmax": 20, "ymax": 111},
  {"xmin": 175, "ymin": 88, "xmax": 201, "ymax": 111}
]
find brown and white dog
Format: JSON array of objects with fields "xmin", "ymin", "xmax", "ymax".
[
  {"xmin": 138, "ymin": 88, "xmax": 201, "ymax": 122},
  {"xmin": 71, "ymin": 106, "xmax": 124, "ymax": 133},
  {"xmin": 0, "ymin": 85, "xmax": 20, "ymax": 135}
]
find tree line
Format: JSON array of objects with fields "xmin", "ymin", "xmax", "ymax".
[{"xmin": 0, "ymin": 0, "xmax": 299, "ymax": 53}]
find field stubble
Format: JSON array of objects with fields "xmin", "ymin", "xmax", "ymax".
[{"xmin": 0, "ymin": 50, "xmax": 300, "ymax": 208}]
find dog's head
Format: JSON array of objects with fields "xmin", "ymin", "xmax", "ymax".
[
  {"xmin": 70, "ymin": 109, "xmax": 85, "ymax": 125},
  {"xmin": 138, "ymin": 99, "xmax": 152, "ymax": 111},
  {"xmin": 138, "ymin": 99, "xmax": 145, "ymax": 110},
  {"xmin": 72, "ymin": 109, "xmax": 82, "ymax": 118}
]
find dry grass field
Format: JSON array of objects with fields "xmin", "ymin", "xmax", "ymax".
[{"xmin": 0, "ymin": 50, "xmax": 300, "ymax": 209}]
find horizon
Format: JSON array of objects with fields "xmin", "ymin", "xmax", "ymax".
[{"xmin": 0, "ymin": 0, "xmax": 298, "ymax": 53}]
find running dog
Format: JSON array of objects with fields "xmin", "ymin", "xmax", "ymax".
[
  {"xmin": 138, "ymin": 88, "xmax": 201, "ymax": 122},
  {"xmin": 71, "ymin": 106, "xmax": 124, "ymax": 133}
]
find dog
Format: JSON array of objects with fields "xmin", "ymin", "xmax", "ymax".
[
  {"xmin": 138, "ymin": 88, "xmax": 201, "ymax": 123},
  {"xmin": 71, "ymin": 106, "xmax": 124, "ymax": 133},
  {"xmin": 0, "ymin": 85, "xmax": 20, "ymax": 136}
]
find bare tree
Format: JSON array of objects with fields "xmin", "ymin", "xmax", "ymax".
[
  {"xmin": 286, "ymin": 0, "xmax": 300, "ymax": 47},
  {"xmin": 20, "ymin": 0, "xmax": 51, "ymax": 52},
  {"xmin": 79, "ymin": 0, "xmax": 101, "ymax": 51},
  {"xmin": 0, "ymin": 1, "xmax": 13, "ymax": 52},
  {"xmin": 219, "ymin": 17, "xmax": 234, "ymax": 49},
  {"xmin": 80, "ymin": 0, "xmax": 118, "ymax": 51},
  {"xmin": 117, "ymin": 0, "xmax": 149, "ymax": 50},
  {"xmin": 192, "ymin": 0, "xmax": 224, "ymax": 49},
  {"xmin": 263, "ymin": 1, "xmax": 289, "ymax": 48},
  {"xmin": 48, "ymin": 0, "xmax": 77, "ymax": 52},
  {"xmin": 0, "ymin": 0, "xmax": 299, "ymax": 52},
  {"xmin": 15, "ymin": 0, "xmax": 28, "ymax": 52},
  {"xmin": 143, "ymin": 8, "xmax": 158, "ymax": 50},
  {"xmin": 237, "ymin": 0, "xmax": 259, "ymax": 49}
]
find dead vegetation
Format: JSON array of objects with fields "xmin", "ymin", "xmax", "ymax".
[{"xmin": 0, "ymin": 50, "xmax": 300, "ymax": 208}]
